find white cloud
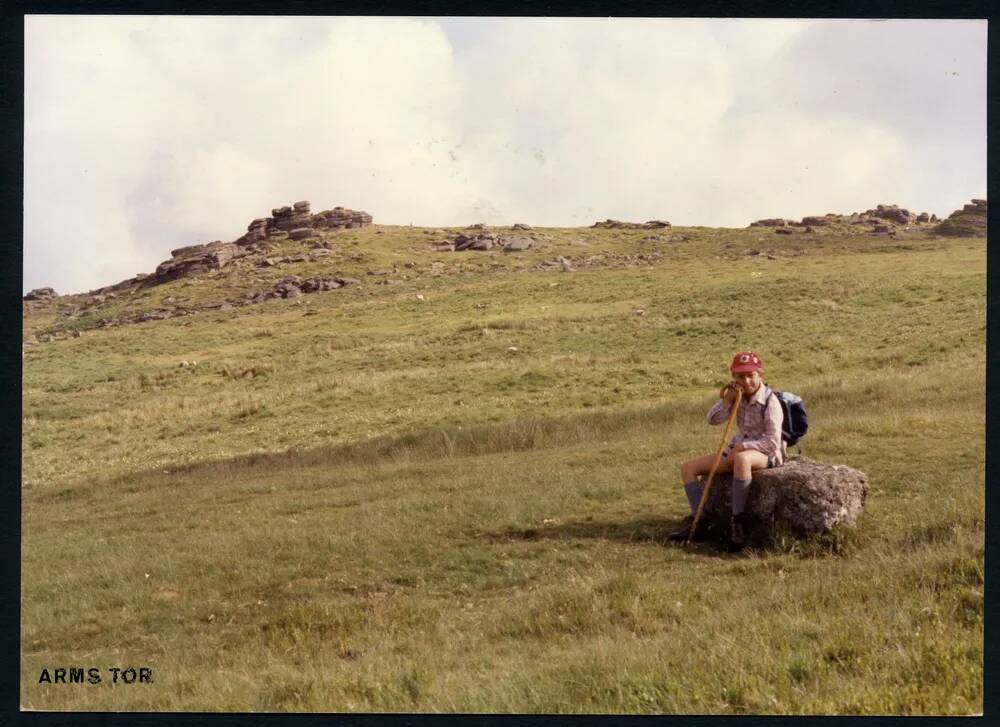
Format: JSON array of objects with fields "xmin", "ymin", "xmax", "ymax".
[
  {"xmin": 25, "ymin": 16, "xmax": 475, "ymax": 292},
  {"xmin": 24, "ymin": 17, "xmax": 986, "ymax": 294},
  {"xmin": 442, "ymin": 18, "xmax": 919, "ymax": 226}
]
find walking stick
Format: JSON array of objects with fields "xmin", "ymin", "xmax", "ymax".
[{"xmin": 687, "ymin": 386, "xmax": 743, "ymax": 545}]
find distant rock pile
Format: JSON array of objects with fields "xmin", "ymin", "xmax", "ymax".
[
  {"xmin": 750, "ymin": 203, "xmax": 937, "ymax": 235},
  {"xmin": 243, "ymin": 218, "xmax": 270, "ymax": 245},
  {"xmin": 455, "ymin": 232, "xmax": 502, "ymax": 251},
  {"xmin": 591, "ymin": 219, "xmax": 672, "ymax": 229},
  {"xmin": 74, "ymin": 274, "xmax": 365, "ymax": 330},
  {"xmin": 263, "ymin": 274, "xmax": 360, "ymax": 301},
  {"xmin": 935, "ymin": 198, "xmax": 987, "ymax": 237},
  {"xmin": 23, "ymin": 287, "xmax": 58, "ymax": 301},
  {"xmin": 434, "ymin": 228, "xmax": 545, "ymax": 253},
  {"xmin": 865, "ymin": 204, "xmax": 921, "ymax": 225},
  {"xmin": 235, "ymin": 201, "xmax": 372, "ymax": 247},
  {"xmin": 107, "ymin": 200, "xmax": 375, "ymax": 290},
  {"xmin": 313, "ymin": 206, "xmax": 373, "ymax": 230},
  {"xmin": 268, "ymin": 201, "xmax": 313, "ymax": 233},
  {"xmin": 453, "ymin": 232, "xmax": 536, "ymax": 252},
  {"xmin": 154, "ymin": 240, "xmax": 252, "ymax": 284}
]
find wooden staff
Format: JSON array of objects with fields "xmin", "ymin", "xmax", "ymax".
[{"xmin": 687, "ymin": 386, "xmax": 743, "ymax": 545}]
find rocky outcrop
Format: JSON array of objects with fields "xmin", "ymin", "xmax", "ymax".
[
  {"xmin": 135, "ymin": 200, "xmax": 376, "ymax": 287},
  {"xmin": 591, "ymin": 219, "xmax": 672, "ymax": 229},
  {"xmin": 243, "ymin": 218, "xmax": 270, "ymax": 245},
  {"xmin": 935, "ymin": 198, "xmax": 987, "ymax": 237},
  {"xmin": 274, "ymin": 275, "xmax": 358, "ymax": 298},
  {"xmin": 313, "ymin": 206, "xmax": 373, "ymax": 230},
  {"xmin": 270, "ymin": 201, "xmax": 313, "ymax": 232},
  {"xmin": 235, "ymin": 202, "xmax": 372, "ymax": 246},
  {"xmin": 866, "ymin": 204, "xmax": 916, "ymax": 225},
  {"xmin": 446, "ymin": 232, "xmax": 538, "ymax": 252},
  {"xmin": 47, "ymin": 274, "xmax": 365, "ymax": 333},
  {"xmin": 274, "ymin": 275, "xmax": 304, "ymax": 299},
  {"xmin": 23, "ymin": 287, "xmax": 58, "ymax": 301},
  {"xmin": 153, "ymin": 240, "xmax": 251, "ymax": 284},
  {"xmin": 300, "ymin": 276, "xmax": 351, "ymax": 293},
  {"xmin": 288, "ymin": 227, "xmax": 318, "ymax": 241},
  {"xmin": 502, "ymin": 237, "xmax": 534, "ymax": 252},
  {"xmin": 700, "ymin": 457, "xmax": 868, "ymax": 536},
  {"xmin": 775, "ymin": 204, "xmax": 935, "ymax": 232},
  {"xmin": 454, "ymin": 232, "xmax": 496, "ymax": 251}
]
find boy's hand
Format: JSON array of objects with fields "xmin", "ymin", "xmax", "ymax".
[{"xmin": 720, "ymin": 382, "xmax": 739, "ymax": 406}]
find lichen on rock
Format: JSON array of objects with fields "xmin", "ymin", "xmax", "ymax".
[{"xmin": 701, "ymin": 456, "xmax": 868, "ymax": 536}]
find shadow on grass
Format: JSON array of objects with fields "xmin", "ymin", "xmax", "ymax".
[
  {"xmin": 489, "ymin": 514, "xmax": 861, "ymax": 559},
  {"xmin": 488, "ymin": 515, "xmax": 739, "ymax": 556},
  {"xmin": 494, "ymin": 515, "xmax": 676, "ymax": 543}
]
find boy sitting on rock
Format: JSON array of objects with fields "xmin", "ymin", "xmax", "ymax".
[{"xmin": 669, "ymin": 351, "xmax": 785, "ymax": 547}]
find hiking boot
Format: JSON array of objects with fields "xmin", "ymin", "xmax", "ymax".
[
  {"xmin": 667, "ymin": 516, "xmax": 712, "ymax": 543},
  {"xmin": 728, "ymin": 513, "xmax": 751, "ymax": 551}
]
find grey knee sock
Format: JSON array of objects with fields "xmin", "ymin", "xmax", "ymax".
[
  {"xmin": 683, "ymin": 481, "xmax": 704, "ymax": 515},
  {"xmin": 732, "ymin": 477, "xmax": 752, "ymax": 515}
]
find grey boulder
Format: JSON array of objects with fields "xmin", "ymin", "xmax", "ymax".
[{"xmin": 700, "ymin": 456, "xmax": 868, "ymax": 535}]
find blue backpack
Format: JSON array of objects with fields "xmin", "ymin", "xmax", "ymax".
[{"xmin": 766, "ymin": 386, "xmax": 808, "ymax": 447}]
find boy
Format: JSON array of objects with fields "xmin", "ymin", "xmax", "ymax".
[{"xmin": 669, "ymin": 351, "xmax": 784, "ymax": 547}]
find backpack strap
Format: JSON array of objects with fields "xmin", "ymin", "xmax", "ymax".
[{"xmin": 764, "ymin": 385, "xmax": 800, "ymax": 456}]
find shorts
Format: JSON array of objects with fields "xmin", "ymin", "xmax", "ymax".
[{"xmin": 722, "ymin": 447, "xmax": 778, "ymax": 469}]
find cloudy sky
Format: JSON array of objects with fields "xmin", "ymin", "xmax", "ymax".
[{"xmin": 24, "ymin": 16, "xmax": 986, "ymax": 294}]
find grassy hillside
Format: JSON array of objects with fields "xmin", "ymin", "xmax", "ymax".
[{"xmin": 21, "ymin": 224, "xmax": 985, "ymax": 713}]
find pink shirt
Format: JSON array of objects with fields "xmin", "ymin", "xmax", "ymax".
[{"xmin": 707, "ymin": 384, "xmax": 785, "ymax": 464}]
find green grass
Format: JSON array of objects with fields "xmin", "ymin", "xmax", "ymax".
[{"xmin": 21, "ymin": 224, "xmax": 984, "ymax": 713}]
